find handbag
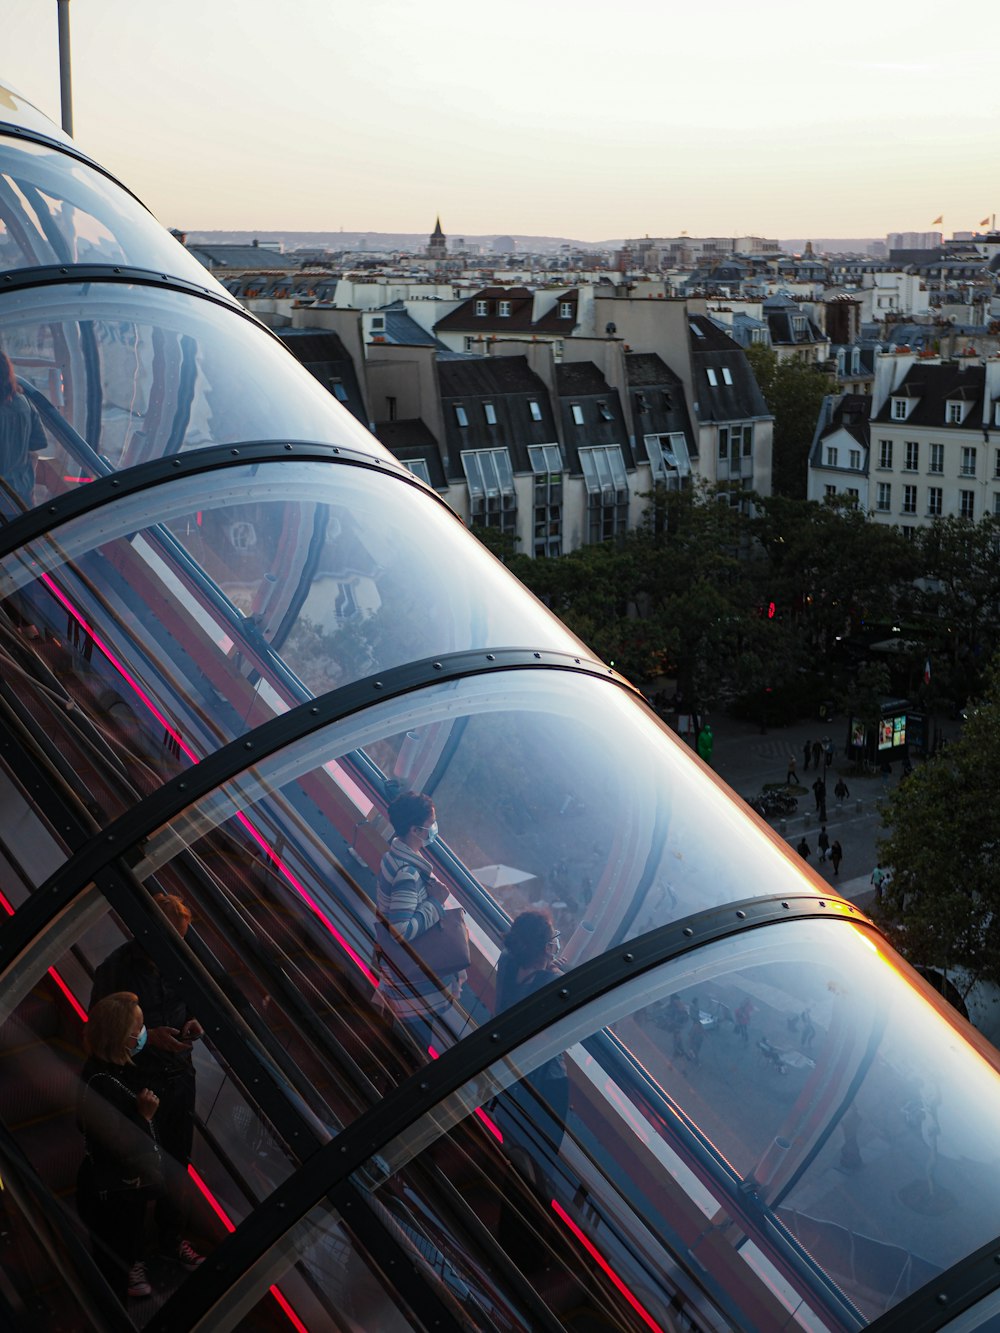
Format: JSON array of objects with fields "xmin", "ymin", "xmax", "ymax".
[{"xmin": 376, "ymin": 907, "xmax": 470, "ymax": 985}]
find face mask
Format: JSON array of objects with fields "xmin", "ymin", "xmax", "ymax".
[
  {"xmin": 422, "ymin": 820, "xmax": 439, "ymax": 845},
  {"xmin": 133, "ymin": 1025, "xmax": 148, "ymax": 1054}
]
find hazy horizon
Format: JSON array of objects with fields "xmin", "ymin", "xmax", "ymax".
[{"xmin": 6, "ymin": 0, "xmax": 998, "ymax": 241}]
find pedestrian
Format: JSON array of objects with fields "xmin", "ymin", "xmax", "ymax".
[
  {"xmin": 830, "ymin": 840, "xmax": 843, "ymax": 877},
  {"xmin": 803, "ymin": 739, "xmax": 812, "ymax": 771},
  {"xmin": 817, "ymin": 825, "xmax": 830, "ymax": 862},
  {"xmin": 797, "ymin": 836, "xmax": 810, "ymax": 860},
  {"xmin": 834, "ymin": 777, "xmax": 850, "ymax": 803},
  {"xmin": 871, "ymin": 864, "xmax": 885, "ymax": 901},
  {"xmin": 734, "ymin": 998, "xmax": 753, "ymax": 1044},
  {"xmin": 812, "ymin": 777, "xmax": 826, "ymax": 813},
  {"xmin": 824, "ymin": 737, "xmax": 834, "ymax": 769},
  {"xmin": 811, "ymin": 739, "xmax": 822, "ymax": 769},
  {"xmin": 786, "ymin": 752, "xmax": 798, "ymax": 785}
]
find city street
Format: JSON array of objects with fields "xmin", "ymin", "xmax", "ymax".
[{"xmin": 684, "ymin": 709, "xmax": 958, "ymax": 912}]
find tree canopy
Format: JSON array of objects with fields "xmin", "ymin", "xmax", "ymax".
[
  {"xmin": 876, "ymin": 656, "xmax": 1000, "ymax": 988},
  {"xmin": 746, "ymin": 345, "xmax": 832, "ymax": 499}
]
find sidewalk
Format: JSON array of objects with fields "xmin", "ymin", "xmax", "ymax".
[{"xmin": 676, "ymin": 711, "xmax": 900, "ymax": 904}]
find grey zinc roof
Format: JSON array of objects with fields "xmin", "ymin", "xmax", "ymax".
[
  {"xmin": 687, "ymin": 316, "xmax": 770, "ymax": 424},
  {"xmin": 871, "ymin": 362, "xmax": 987, "ymax": 427}
]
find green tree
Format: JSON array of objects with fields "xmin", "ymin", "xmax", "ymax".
[
  {"xmin": 751, "ymin": 494, "xmax": 917, "ymax": 654},
  {"xmin": 746, "ymin": 346, "xmax": 831, "ymax": 499},
  {"xmin": 913, "ymin": 515, "xmax": 1000, "ymax": 706},
  {"xmin": 877, "ymin": 657, "xmax": 1000, "ymax": 989}
]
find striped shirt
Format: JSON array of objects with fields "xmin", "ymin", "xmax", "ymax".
[{"xmin": 377, "ymin": 838, "xmax": 450, "ymax": 1019}]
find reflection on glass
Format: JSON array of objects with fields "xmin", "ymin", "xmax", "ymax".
[
  {"xmin": 0, "ymin": 282, "xmax": 388, "ymax": 500},
  {"xmin": 366, "ymin": 920, "xmax": 1000, "ymax": 1331},
  {"xmin": 0, "ymin": 81, "xmax": 74, "ymax": 144},
  {"xmin": 0, "ymin": 135, "xmax": 233, "ymax": 293},
  {"xmin": 206, "ymin": 1199, "xmax": 416, "ymax": 1333},
  {"xmin": 132, "ymin": 669, "xmax": 807, "ymax": 989}
]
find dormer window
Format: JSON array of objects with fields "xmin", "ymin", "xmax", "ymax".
[
  {"xmin": 475, "ymin": 300, "xmax": 488, "ymax": 316},
  {"xmin": 635, "ymin": 393, "xmax": 647, "ymax": 413},
  {"xmin": 722, "ymin": 367, "xmax": 734, "ymax": 386},
  {"xmin": 455, "ymin": 405, "xmax": 469, "ymax": 427},
  {"xmin": 598, "ymin": 401, "xmax": 614, "ymax": 422},
  {"xmin": 947, "ymin": 401, "xmax": 966, "ymax": 424},
  {"xmin": 559, "ymin": 301, "xmax": 574, "ymax": 319},
  {"xmin": 498, "ymin": 300, "xmax": 512, "ymax": 318},
  {"xmin": 706, "ymin": 368, "xmax": 719, "ymax": 387},
  {"xmin": 571, "ymin": 403, "xmax": 585, "ymax": 426},
  {"xmin": 484, "ymin": 402, "xmax": 497, "ymax": 425},
  {"xmin": 891, "ymin": 398, "xmax": 909, "ymax": 421},
  {"xmin": 529, "ymin": 399, "xmax": 543, "ymax": 422}
]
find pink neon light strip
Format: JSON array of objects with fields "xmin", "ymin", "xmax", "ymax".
[
  {"xmin": 39, "ymin": 572, "xmax": 379, "ymax": 987},
  {"xmin": 41, "ymin": 573, "xmax": 198, "ymax": 762},
  {"xmin": 187, "ymin": 1165, "xmax": 309, "ymax": 1330},
  {"xmin": 550, "ymin": 1198, "xmax": 664, "ymax": 1333},
  {"xmin": 0, "ymin": 862, "xmax": 86, "ymax": 1019}
]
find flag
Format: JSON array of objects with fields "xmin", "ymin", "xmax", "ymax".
[
  {"xmin": 932, "ymin": 215, "xmax": 943, "ymax": 225},
  {"xmin": 924, "ymin": 658, "xmax": 931, "ymax": 685},
  {"xmin": 981, "ymin": 217, "xmax": 991, "ymax": 227}
]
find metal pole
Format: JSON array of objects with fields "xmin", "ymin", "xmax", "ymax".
[{"xmin": 56, "ymin": 0, "xmax": 73, "ymax": 136}]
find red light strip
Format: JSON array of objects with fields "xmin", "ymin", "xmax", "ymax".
[
  {"xmin": 550, "ymin": 1198, "xmax": 664, "ymax": 1333},
  {"xmin": 0, "ymin": 852, "xmax": 86, "ymax": 1019},
  {"xmin": 41, "ymin": 574, "xmax": 198, "ymax": 762},
  {"xmin": 39, "ymin": 572, "xmax": 378, "ymax": 986},
  {"xmin": 187, "ymin": 1164, "xmax": 309, "ymax": 1330}
]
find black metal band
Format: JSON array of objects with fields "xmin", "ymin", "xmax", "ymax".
[
  {"xmin": 0, "ymin": 260, "xmax": 241, "ymax": 311},
  {"xmin": 0, "ymin": 438, "xmax": 414, "ymax": 562},
  {"xmin": 146, "ymin": 893, "xmax": 875, "ymax": 1333},
  {"xmin": 866, "ymin": 1233, "xmax": 1000, "ymax": 1333},
  {"xmin": 0, "ymin": 119, "xmax": 147, "ymax": 208},
  {"xmin": 9, "ymin": 648, "xmax": 635, "ymax": 959}
]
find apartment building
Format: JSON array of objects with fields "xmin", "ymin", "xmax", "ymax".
[{"xmin": 809, "ymin": 355, "xmax": 1000, "ymax": 529}]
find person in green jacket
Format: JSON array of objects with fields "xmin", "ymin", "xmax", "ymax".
[{"xmin": 697, "ymin": 723, "xmax": 714, "ymax": 766}]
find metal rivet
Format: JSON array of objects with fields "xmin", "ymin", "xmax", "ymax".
[
  {"xmin": 936, "ymin": 1294, "xmax": 949, "ymax": 1305},
  {"xmin": 683, "ymin": 927, "xmax": 694, "ymax": 936},
  {"xmin": 486, "ymin": 653, "xmax": 495, "ymax": 661},
  {"xmin": 172, "ymin": 458, "xmax": 181, "ymax": 467},
  {"xmin": 623, "ymin": 952, "xmax": 634, "ymax": 962},
  {"xmin": 177, "ymin": 782, "xmax": 187, "ymax": 791},
  {"xmin": 373, "ymin": 681, "xmax": 383, "ymax": 689},
  {"xmin": 230, "ymin": 448, "xmax": 239, "ymax": 455},
  {"xmin": 244, "ymin": 741, "xmax": 253, "ymax": 749},
  {"xmin": 310, "ymin": 706, "xmax": 319, "ymax": 715},
  {"xmin": 433, "ymin": 661, "xmax": 443, "ymax": 670},
  {"xmin": 559, "ymin": 988, "xmax": 569, "ymax": 998},
  {"xmin": 534, "ymin": 652, "xmax": 541, "ymax": 658},
  {"xmin": 490, "ymin": 1032, "xmax": 500, "ymax": 1041},
  {"xmin": 781, "ymin": 901, "xmax": 789, "ymax": 909},
  {"xmin": 736, "ymin": 910, "xmax": 747, "ymax": 919},
  {"xmin": 819, "ymin": 901, "xmax": 826, "ymax": 908}
]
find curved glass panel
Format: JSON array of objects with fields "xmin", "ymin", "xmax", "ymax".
[
  {"xmin": 185, "ymin": 1198, "xmax": 429, "ymax": 1333},
  {"xmin": 0, "ymin": 887, "xmax": 299, "ymax": 1316},
  {"xmin": 100, "ymin": 671, "xmax": 815, "ymax": 1112},
  {"xmin": 0, "ymin": 81, "xmax": 73, "ymax": 146},
  {"xmin": 0, "ymin": 281, "xmax": 390, "ymax": 508},
  {"xmin": 0, "ymin": 134, "xmax": 234, "ymax": 295},
  {"xmin": 362, "ymin": 920, "xmax": 1000, "ymax": 1331},
  {"xmin": 0, "ymin": 464, "xmax": 585, "ymax": 826},
  {"xmin": 133, "ymin": 667, "xmax": 805, "ymax": 979}
]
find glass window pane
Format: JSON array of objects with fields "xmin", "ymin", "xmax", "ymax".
[
  {"xmin": 0, "ymin": 135, "xmax": 232, "ymax": 294},
  {"xmin": 0, "ymin": 462, "xmax": 584, "ymax": 822},
  {"xmin": 0, "ymin": 282, "xmax": 387, "ymax": 506},
  {"xmin": 366, "ymin": 920, "xmax": 1000, "ymax": 1331}
]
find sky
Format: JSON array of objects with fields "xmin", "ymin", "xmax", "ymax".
[{"xmin": 4, "ymin": 0, "xmax": 999, "ymax": 243}]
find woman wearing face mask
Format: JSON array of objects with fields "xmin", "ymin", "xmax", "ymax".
[
  {"xmin": 77, "ymin": 991, "xmax": 162, "ymax": 1301},
  {"xmin": 377, "ymin": 790, "xmax": 461, "ymax": 1053},
  {"xmin": 494, "ymin": 909, "xmax": 569, "ymax": 1154}
]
